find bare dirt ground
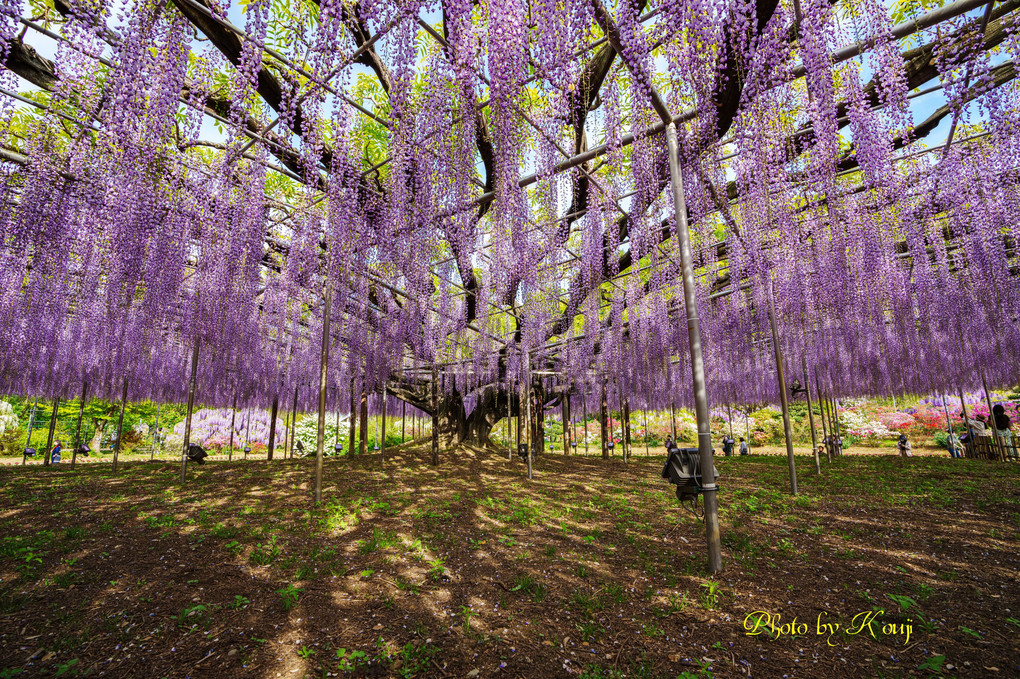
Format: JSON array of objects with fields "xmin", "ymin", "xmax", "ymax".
[{"xmin": 1, "ymin": 445, "xmax": 1018, "ymax": 678}]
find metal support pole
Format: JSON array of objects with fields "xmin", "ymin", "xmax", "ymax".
[
  {"xmin": 727, "ymin": 403, "xmax": 734, "ymax": 442},
  {"xmin": 666, "ymin": 122, "xmax": 722, "ymax": 573},
  {"xmin": 569, "ymin": 393, "xmax": 576, "ymax": 453},
  {"xmin": 818, "ymin": 391, "xmax": 830, "ymax": 459},
  {"xmin": 44, "ymin": 397, "xmax": 59, "ymax": 466},
  {"xmin": 823, "ymin": 396, "xmax": 835, "ymax": 456},
  {"xmin": 381, "ymin": 390, "xmax": 387, "ymax": 463},
  {"xmin": 817, "ymin": 379, "xmax": 831, "ymax": 462},
  {"xmin": 670, "ymin": 402, "xmax": 677, "ymax": 440},
  {"xmin": 71, "ymin": 381, "xmax": 86, "ymax": 469},
  {"xmin": 289, "ymin": 385, "xmax": 299, "ymax": 459},
  {"xmin": 22, "ymin": 400, "xmax": 38, "ymax": 466},
  {"xmin": 151, "ymin": 402, "xmax": 160, "ymax": 460},
  {"xmin": 111, "ymin": 378, "xmax": 128, "ymax": 473},
  {"xmin": 316, "ymin": 285, "xmax": 336, "ymax": 501},
  {"xmin": 315, "ymin": 285, "xmax": 331, "ymax": 505},
  {"xmin": 644, "ymin": 408, "xmax": 649, "ymax": 456},
  {"xmin": 180, "ymin": 340, "xmax": 200, "ymax": 483},
  {"xmin": 228, "ymin": 393, "xmax": 237, "ymax": 462},
  {"xmin": 621, "ymin": 389, "xmax": 631, "ymax": 462},
  {"xmin": 600, "ymin": 382, "xmax": 609, "ymax": 459},
  {"xmin": 349, "ymin": 376, "xmax": 357, "ymax": 455},
  {"xmin": 941, "ymin": 394, "xmax": 956, "ymax": 458},
  {"xmin": 561, "ymin": 389, "xmax": 569, "ymax": 454},
  {"xmin": 766, "ymin": 286, "xmax": 798, "ymax": 494},
  {"xmin": 268, "ymin": 394, "xmax": 279, "ymax": 461},
  {"xmin": 401, "ymin": 400, "xmax": 406, "ymax": 444},
  {"xmin": 283, "ymin": 409, "xmax": 291, "ymax": 458},
  {"xmin": 525, "ymin": 359, "xmax": 533, "ymax": 480},
  {"xmin": 431, "ymin": 367, "xmax": 439, "ymax": 465},
  {"xmin": 959, "ymin": 388, "xmax": 974, "ymax": 457},
  {"xmin": 981, "ymin": 372, "xmax": 1005, "ymax": 461},
  {"xmin": 744, "ymin": 409, "xmax": 751, "ymax": 454},
  {"xmin": 831, "ymin": 397, "xmax": 843, "ymax": 453},
  {"xmin": 803, "ymin": 358, "xmax": 820, "ymax": 474},
  {"xmin": 582, "ymin": 391, "xmax": 589, "ymax": 455},
  {"xmin": 359, "ymin": 379, "xmax": 368, "ymax": 456},
  {"xmin": 244, "ymin": 406, "xmax": 251, "ymax": 459},
  {"xmin": 508, "ymin": 384, "xmax": 513, "ymax": 461}
]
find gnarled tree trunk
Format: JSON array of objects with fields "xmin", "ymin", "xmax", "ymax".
[{"xmin": 388, "ymin": 377, "xmax": 553, "ymax": 450}]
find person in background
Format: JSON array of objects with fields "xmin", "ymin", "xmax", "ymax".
[
  {"xmin": 835, "ymin": 435, "xmax": 844, "ymax": 456},
  {"xmin": 973, "ymin": 413, "xmax": 990, "ymax": 436},
  {"xmin": 992, "ymin": 404, "xmax": 1015, "ymax": 460},
  {"xmin": 960, "ymin": 410, "xmax": 984, "ymax": 437},
  {"xmin": 739, "ymin": 437, "xmax": 749, "ymax": 456},
  {"xmin": 664, "ymin": 437, "xmax": 674, "ymax": 452},
  {"xmin": 722, "ymin": 435, "xmax": 734, "ymax": 457},
  {"xmin": 50, "ymin": 439, "xmax": 62, "ymax": 463},
  {"xmin": 946, "ymin": 430, "xmax": 962, "ymax": 459},
  {"xmin": 897, "ymin": 433, "xmax": 912, "ymax": 457}
]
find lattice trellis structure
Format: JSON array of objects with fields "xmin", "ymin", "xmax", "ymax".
[{"xmin": 0, "ymin": 0, "xmax": 1018, "ymax": 425}]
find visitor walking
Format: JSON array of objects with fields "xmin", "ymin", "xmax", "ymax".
[
  {"xmin": 897, "ymin": 433, "xmax": 912, "ymax": 457},
  {"xmin": 50, "ymin": 440, "xmax": 61, "ymax": 463},
  {"xmin": 739, "ymin": 437, "xmax": 749, "ymax": 456},
  {"xmin": 722, "ymin": 435, "xmax": 734, "ymax": 457}
]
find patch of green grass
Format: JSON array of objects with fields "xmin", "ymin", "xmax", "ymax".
[
  {"xmin": 228, "ymin": 595, "xmax": 250, "ymax": 609},
  {"xmin": 176, "ymin": 603, "xmax": 213, "ymax": 630},
  {"xmin": 426, "ymin": 557, "xmax": 446, "ymax": 583},
  {"xmin": 640, "ymin": 621, "xmax": 664, "ymax": 637},
  {"xmin": 63, "ymin": 526, "xmax": 87, "ymax": 541},
  {"xmin": 249, "ymin": 535, "xmax": 280, "ymax": 566},
  {"xmin": 143, "ymin": 514, "xmax": 175, "ymax": 529},
  {"xmin": 54, "ymin": 571, "xmax": 80, "ymax": 588},
  {"xmin": 396, "ymin": 639, "xmax": 439, "ymax": 678},
  {"xmin": 511, "ymin": 573, "xmax": 547, "ymax": 602},
  {"xmin": 276, "ymin": 584, "xmax": 302, "ymax": 611},
  {"xmin": 335, "ymin": 648, "xmax": 368, "ymax": 672},
  {"xmin": 575, "ymin": 620, "xmax": 604, "ymax": 643},
  {"xmin": 395, "ymin": 577, "xmax": 420, "ymax": 593},
  {"xmin": 700, "ymin": 580, "xmax": 721, "ymax": 609},
  {"xmin": 918, "ymin": 654, "xmax": 946, "ymax": 676},
  {"xmin": 459, "ymin": 604, "xmax": 474, "ymax": 633},
  {"xmin": 209, "ymin": 522, "xmax": 238, "ymax": 539},
  {"xmin": 958, "ymin": 625, "xmax": 982, "ymax": 639},
  {"xmin": 357, "ymin": 528, "xmax": 399, "ymax": 555}
]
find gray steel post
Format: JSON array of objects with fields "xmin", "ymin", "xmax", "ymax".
[
  {"xmin": 766, "ymin": 285, "xmax": 798, "ymax": 494},
  {"xmin": 180, "ymin": 340, "xmax": 200, "ymax": 483},
  {"xmin": 666, "ymin": 122, "xmax": 722, "ymax": 572},
  {"xmin": 315, "ymin": 285, "xmax": 332, "ymax": 505},
  {"xmin": 111, "ymin": 378, "xmax": 128, "ymax": 473}
]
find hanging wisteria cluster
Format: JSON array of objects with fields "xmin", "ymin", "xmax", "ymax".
[{"xmin": 0, "ymin": 0, "xmax": 1018, "ymax": 440}]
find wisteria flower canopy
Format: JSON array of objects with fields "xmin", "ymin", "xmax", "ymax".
[{"xmin": 0, "ymin": 0, "xmax": 1018, "ymax": 435}]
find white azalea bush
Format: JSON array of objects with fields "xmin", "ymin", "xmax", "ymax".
[
  {"xmin": 293, "ymin": 413, "xmax": 351, "ymax": 455},
  {"xmin": 0, "ymin": 401, "xmax": 18, "ymax": 437},
  {"xmin": 838, "ymin": 408, "xmax": 896, "ymax": 442}
]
